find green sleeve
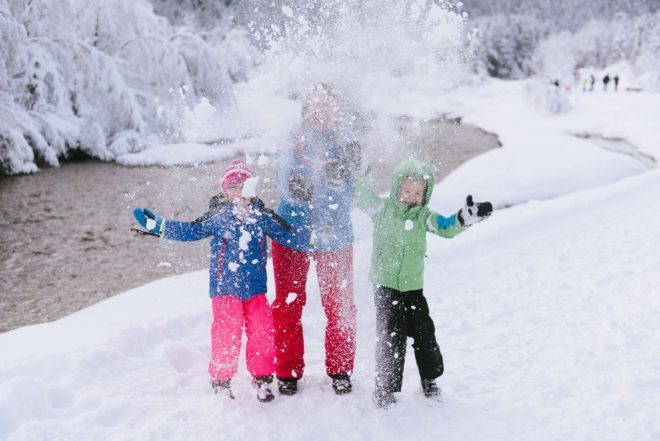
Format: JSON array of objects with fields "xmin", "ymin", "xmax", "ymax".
[
  {"xmin": 425, "ymin": 210, "xmax": 465, "ymax": 238},
  {"xmin": 354, "ymin": 176, "xmax": 384, "ymax": 219}
]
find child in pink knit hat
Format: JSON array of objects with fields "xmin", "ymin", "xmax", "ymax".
[
  {"xmin": 221, "ymin": 159, "xmax": 255, "ymax": 196},
  {"xmin": 133, "ymin": 157, "xmax": 292, "ymax": 403}
]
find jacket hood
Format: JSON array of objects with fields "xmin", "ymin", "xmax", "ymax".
[{"xmin": 390, "ymin": 159, "xmax": 435, "ymax": 207}]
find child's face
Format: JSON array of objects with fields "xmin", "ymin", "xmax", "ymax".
[
  {"xmin": 399, "ymin": 178, "xmax": 426, "ymax": 206},
  {"xmin": 224, "ymin": 183, "xmax": 244, "ymax": 203}
]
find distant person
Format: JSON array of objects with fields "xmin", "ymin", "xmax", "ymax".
[
  {"xmin": 552, "ymin": 79, "xmax": 560, "ymax": 87},
  {"xmin": 614, "ymin": 74, "xmax": 620, "ymax": 92},
  {"xmin": 132, "ymin": 160, "xmax": 293, "ymax": 403},
  {"xmin": 573, "ymin": 69, "xmax": 581, "ymax": 84},
  {"xmin": 582, "ymin": 78, "xmax": 588, "ymax": 92},
  {"xmin": 355, "ymin": 159, "xmax": 493, "ymax": 408},
  {"xmin": 589, "ymin": 74, "xmax": 596, "ymax": 92},
  {"xmin": 573, "ymin": 69, "xmax": 581, "ymax": 91},
  {"xmin": 603, "ymin": 74, "xmax": 611, "ymax": 92}
]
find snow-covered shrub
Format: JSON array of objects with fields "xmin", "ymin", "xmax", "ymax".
[
  {"xmin": 170, "ymin": 33, "xmax": 236, "ymax": 109},
  {"xmin": 530, "ymin": 31, "xmax": 578, "ymax": 81},
  {"xmin": 108, "ymin": 129, "xmax": 157, "ymax": 156},
  {"xmin": 471, "ymin": 14, "xmax": 548, "ymax": 79},
  {"xmin": 0, "ymin": 0, "xmax": 253, "ymax": 174},
  {"xmin": 524, "ymin": 79, "xmax": 573, "ymax": 115}
]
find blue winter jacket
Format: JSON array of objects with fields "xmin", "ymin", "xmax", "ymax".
[
  {"xmin": 162, "ymin": 197, "xmax": 292, "ymax": 300},
  {"xmin": 274, "ymin": 123, "xmax": 358, "ymax": 252}
]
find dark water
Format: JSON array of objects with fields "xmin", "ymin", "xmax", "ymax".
[{"xmin": 0, "ymin": 122, "xmax": 500, "ymax": 333}]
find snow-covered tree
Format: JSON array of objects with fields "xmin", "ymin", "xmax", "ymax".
[
  {"xmin": 463, "ymin": 0, "xmax": 660, "ymax": 79},
  {"xmin": 0, "ymin": 0, "xmax": 254, "ymax": 174},
  {"xmin": 471, "ymin": 14, "xmax": 547, "ymax": 79}
]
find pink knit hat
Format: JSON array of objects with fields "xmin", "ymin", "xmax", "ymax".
[{"xmin": 220, "ymin": 159, "xmax": 254, "ymax": 192}]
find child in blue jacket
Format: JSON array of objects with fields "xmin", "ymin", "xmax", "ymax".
[{"xmin": 133, "ymin": 159, "xmax": 292, "ymax": 403}]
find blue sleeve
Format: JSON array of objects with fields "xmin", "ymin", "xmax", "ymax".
[
  {"xmin": 426, "ymin": 211, "xmax": 464, "ymax": 238},
  {"xmin": 260, "ymin": 209, "xmax": 293, "ymax": 245},
  {"xmin": 436, "ymin": 213, "xmax": 457, "ymax": 229},
  {"xmin": 162, "ymin": 216, "xmax": 224, "ymax": 241}
]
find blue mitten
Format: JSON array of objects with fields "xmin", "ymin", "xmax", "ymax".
[{"xmin": 132, "ymin": 208, "xmax": 165, "ymax": 236}]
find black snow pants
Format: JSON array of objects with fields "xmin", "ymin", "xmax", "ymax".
[{"xmin": 374, "ymin": 286, "xmax": 444, "ymax": 395}]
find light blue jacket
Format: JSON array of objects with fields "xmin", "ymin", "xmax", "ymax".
[{"xmin": 274, "ymin": 122, "xmax": 358, "ymax": 252}]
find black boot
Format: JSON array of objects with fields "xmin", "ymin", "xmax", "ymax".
[
  {"xmin": 277, "ymin": 377, "xmax": 298, "ymax": 396},
  {"xmin": 421, "ymin": 378, "xmax": 441, "ymax": 399},
  {"xmin": 210, "ymin": 378, "xmax": 235, "ymax": 399},
  {"xmin": 330, "ymin": 373, "xmax": 352, "ymax": 395},
  {"xmin": 252, "ymin": 375, "xmax": 275, "ymax": 403}
]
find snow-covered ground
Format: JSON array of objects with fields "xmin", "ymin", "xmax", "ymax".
[
  {"xmin": 2, "ymin": 81, "xmax": 659, "ymax": 440},
  {"xmin": 431, "ymin": 79, "xmax": 658, "ymax": 211},
  {"xmin": 1, "ymin": 166, "xmax": 659, "ymax": 441}
]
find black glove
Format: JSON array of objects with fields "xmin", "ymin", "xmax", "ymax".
[
  {"xmin": 324, "ymin": 161, "xmax": 351, "ymax": 188},
  {"xmin": 288, "ymin": 172, "xmax": 313, "ymax": 202},
  {"xmin": 458, "ymin": 195, "xmax": 493, "ymax": 226}
]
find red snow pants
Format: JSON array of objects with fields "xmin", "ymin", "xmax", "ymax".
[
  {"xmin": 208, "ymin": 294, "xmax": 275, "ymax": 382},
  {"xmin": 271, "ymin": 241, "xmax": 356, "ymax": 379}
]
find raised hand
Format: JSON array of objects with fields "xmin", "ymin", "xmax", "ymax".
[{"xmin": 458, "ymin": 195, "xmax": 493, "ymax": 227}]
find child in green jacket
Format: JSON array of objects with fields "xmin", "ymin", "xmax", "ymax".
[{"xmin": 356, "ymin": 159, "xmax": 492, "ymax": 408}]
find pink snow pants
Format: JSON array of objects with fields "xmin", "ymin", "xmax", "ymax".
[
  {"xmin": 208, "ymin": 294, "xmax": 275, "ymax": 382},
  {"xmin": 271, "ymin": 242, "xmax": 357, "ymax": 379}
]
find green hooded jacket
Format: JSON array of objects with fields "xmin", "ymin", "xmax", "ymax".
[{"xmin": 355, "ymin": 159, "xmax": 464, "ymax": 292}]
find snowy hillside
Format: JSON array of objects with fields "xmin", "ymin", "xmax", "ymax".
[{"xmin": 1, "ymin": 157, "xmax": 659, "ymax": 440}]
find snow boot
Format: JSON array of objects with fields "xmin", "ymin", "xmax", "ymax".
[
  {"xmin": 330, "ymin": 373, "xmax": 352, "ymax": 395},
  {"xmin": 277, "ymin": 378, "xmax": 298, "ymax": 396},
  {"xmin": 252, "ymin": 375, "xmax": 275, "ymax": 403},
  {"xmin": 372, "ymin": 389, "xmax": 397, "ymax": 409},
  {"xmin": 421, "ymin": 378, "xmax": 441, "ymax": 400},
  {"xmin": 210, "ymin": 378, "xmax": 235, "ymax": 399}
]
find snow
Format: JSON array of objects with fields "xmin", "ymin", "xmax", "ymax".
[
  {"xmin": 429, "ymin": 79, "xmax": 656, "ymax": 212},
  {"xmin": 3, "ymin": 145, "xmax": 660, "ymax": 441},
  {"xmin": 114, "ymin": 78, "xmax": 659, "ymax": 217},
  {"xmin": 3, "ymin": 3, "xmax": 660, "ymax": 438},
  {"xmin": 6, "ymin": 66, "xmax": 660, "ymax": 440},
  {"xmin": 238, "ymin": 228, "xmax": 252, "ymax": 251},
  {"xmin": 241, "ymin": 177, "xmax": 260, "ymax": 198}
]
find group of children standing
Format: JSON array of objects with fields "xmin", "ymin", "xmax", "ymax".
[{"xmin": 132, "ymin": 84, "xmax": 493, "ymax": 408}]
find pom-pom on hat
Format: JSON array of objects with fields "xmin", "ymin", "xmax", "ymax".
[{"xmin": 221, "ymin": 159, "xmax": 254, "ymax": 192}]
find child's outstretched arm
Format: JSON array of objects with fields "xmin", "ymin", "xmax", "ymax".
[
  {"xmin": 425, "ymin": 210, "xmax": 464, "ymax": 239},
  {"xmin": 132, "ymin": 207, "xmax": 224, "ymax": 241}
]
